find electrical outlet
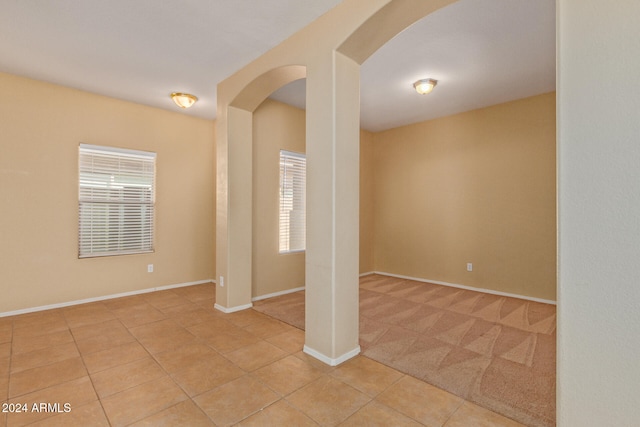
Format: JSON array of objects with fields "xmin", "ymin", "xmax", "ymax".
[
  {"xmin": 147, "ymin": 264, "xmax": 154, "ymax": 273},
  {"xmin": 219, "ymin": 276, "xmax": 224, "ymax": 287},
  {"xmin": 466, "ymin": 263, "xmax": 473, "ymax": 272}
]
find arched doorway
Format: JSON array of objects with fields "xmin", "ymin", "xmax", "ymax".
[{"xmin": 215, "ymin": 0, "xmax": 460, "ymax": 364}]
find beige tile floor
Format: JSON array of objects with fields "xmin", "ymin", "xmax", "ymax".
[{"xmin": 0, "ymin": 283, "xmax": 527, "ymax": 426}]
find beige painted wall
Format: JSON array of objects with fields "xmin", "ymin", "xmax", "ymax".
[
  {"xmin": 359, "ymin": 129, "xmax": 375, "ymax": 273},
  {"xmin": 0, "ymin": 72, "xmax": 216, "ymax": 314},
  {"xmin": 373, "ymin": 93, "xmax": 557, "ymax": 301},
  {"xmin": 252, "ymin": 99, "xmax": 306, "ymax": 297},
  {"xmin": 251, "ymin": 99, "xmax": 376, "ymax": 298},
  {"xmin": 249, "ymin": 95, "xmax": 555, "ymax": 301}
]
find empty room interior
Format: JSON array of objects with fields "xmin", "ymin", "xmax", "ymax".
[{"xmin": 1, "ymin": 1, "xmax": 639, "ymax": 427}]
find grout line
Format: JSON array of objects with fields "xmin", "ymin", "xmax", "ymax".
[
  {"xmin": 4, "ymin": 281, "xmax": 537, "ymax": 426},
  {"xmin": 4, "ymin": 317, "xmax": 15, "ymax": 406},
  {"xmin": 0, "ymin": 284, "xmax": 220, "ymax": 425},
  {"xmin": 442, "ymin": 398, "xmax": 467, "ymax": 427},
  {"xmin": 66, "ymin": 307, "xmax": 114, "ymax": 427},
  {"xmin": 89, "ymin": 303, "xmax": 186, "ymax": 425}
]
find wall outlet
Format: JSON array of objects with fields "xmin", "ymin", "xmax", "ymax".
[
  {"xmin": 466, "ymin": 263, "xmax": 473, "ymax": 272},
  {"xmin": 219, "ymin": 276, "xmax": 224, "ymax": 287},
  {"xmin": 147, "ymin": 264, "xmax": 154, "ymax": 273}
]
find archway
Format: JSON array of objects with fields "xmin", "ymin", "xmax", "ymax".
[
  {"xmin": 215, "ymin": 0, "xmax": 459, "ymax": 364},
  {"xmin": 214, "ymin": 65, "xmax": 306, "ymax": 314}
]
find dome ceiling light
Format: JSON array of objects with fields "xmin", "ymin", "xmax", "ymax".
[
  {"xmin": 170, "ymin": 92, "xmax": 198, "ymax": 108},
  {"xmin": 413, "ymin": 78, "xmax": 438, "ymax": 95}
]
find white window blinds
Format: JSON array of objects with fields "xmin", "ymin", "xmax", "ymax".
[
  {"xmin": 279, "ymin": 150, "xmax": 306, "ymax": 253},
  {"xmin": 79, "ymin": 144, "xmax": 156, "ymax": 258}
]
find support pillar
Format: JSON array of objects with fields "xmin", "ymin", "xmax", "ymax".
[
  {"xmin": 215, "ymin": 106, "xmax": 253, "ymax": 312},
  {"xmin": 304, "ymin": 51, "xmax": 361, "ymax": 365}
]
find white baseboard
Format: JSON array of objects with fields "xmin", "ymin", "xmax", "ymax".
[
  {"xmin": 252, "ymin": 286, "xmax": 305, "ymax": 302},
  {"xmin": 359, "ymin": 271, "xmax": 375, "ymax": 277},
  {"xmin": 214, "ymin": 303, "xmax": 253, "ymax": 313},
  {"xmin": 303, "ymin": 345, "xmax": 361, "ymax": 366},
  {"xmin": 0, "ymin": 279, "xmax": 215, "ymax": 318},
  {"xmin": 372, "ymin": 271, "xmax": 557, "ymax": 305}
]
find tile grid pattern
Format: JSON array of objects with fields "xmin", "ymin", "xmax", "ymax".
[{"xmin": 1, "ymin": 283, "xmax": 524, "ymax": 426}]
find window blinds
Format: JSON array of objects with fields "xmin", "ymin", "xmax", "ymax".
[
  {"xmin": 279, "ymin": 150, "xmax": 306, "ymax": 253},
  {"xmin": 78, "ymin": 144, "xmax": 156, "ymax": 258}
]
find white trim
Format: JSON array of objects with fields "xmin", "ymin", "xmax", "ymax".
[
  {"xmin": 79, "ymin": 143, "xmax": 156, "ymax": 159},
  {"xmin": 303, "ymin": 345, "xmax": 361, "ymax": 366},
  {"xmin": 158, "ymin": 279, "xmax": 215, "ymax": 290},
  {"xmin": 251, "ymin": 286, "xmax": 305, "ymax": 302},
  {"xmin": 0, "ymin": 279, "xmax": 215, "ymax": 318},
  {"xmin": 372, "ymin": 271, "xmax": 557, "ymax": 305},
  {"xmin": 359, "ymin": 271, "xmax": 375, "ymax": 277},
  {"xmin": 214, "ymin": 303, "xmax": 253, "ymax": 314}
]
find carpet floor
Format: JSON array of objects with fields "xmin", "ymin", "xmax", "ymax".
[{"xmin": 252, "ymin": 274, "xmax": 556, "ymax": 427}]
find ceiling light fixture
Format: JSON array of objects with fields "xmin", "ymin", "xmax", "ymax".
[
  {"xmin": 413, "ymin": 78, "xmax": 438, "ymax": 95},
  {"xmin": 170, "ymin": 92, "xmax": 198, "ymax": 108}
]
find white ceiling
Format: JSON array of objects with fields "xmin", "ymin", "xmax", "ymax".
[{"xmin": 0, "ymin": 0, "xmax": 555, "ymax": 132}]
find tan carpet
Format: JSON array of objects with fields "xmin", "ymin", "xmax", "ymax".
[{"xmin": 253, "ymin": 274, "xmax": 556, "ymax": 427}]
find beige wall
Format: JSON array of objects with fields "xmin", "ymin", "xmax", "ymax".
[
  {"xmin": 249, "ymin": 95, "xmax": 555, "ymax": 301},
  {"xmin": 251, "ymin": 99, "xmax": 376, "ymax": 298},
  {"xmin": 0, "ymin": 72, "xmax": 216, "ymax": 314},
  {"xmin": 0, "ymin": 71, "xmax": 553, "ymax": 311},
  {"xmin": 372, "ymin": 93, "xmax": 556, "ymax": 301},
  {"xmin": 359, "ymin": 129, "xmax": 375, "ymax": 273},
  {"xmin": 252, "ymin": 99, "xmax": 306, "ymax": 297}
]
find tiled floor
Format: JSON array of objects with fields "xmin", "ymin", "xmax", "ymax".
[{"xmin": 0, "ymin": 283, "xmax": 526, "ymax": 426}]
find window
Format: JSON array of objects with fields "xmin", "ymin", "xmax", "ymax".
[
  {"xmin": 279, "ymin": 150, "xmax": 306, "ymax": 253},
  {"xmin": 78, "ymin": 144, "xmax": 156, "ymax": 258}
]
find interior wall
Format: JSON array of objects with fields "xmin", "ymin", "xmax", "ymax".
[
  {"xmin": 359, "ymin": 129, "xmax": 375, "ymax": 273},
  {"xmin": 372, "ymin": 92, "xmax": 557, "ymax": 301},
  {"xmin": 0, "ymin": 72, "xmax": 216, "ymax": 314},
  {"xmin": 249, "ymin": 94, "xmax": 556, "ymax": 301},
  {"xmin": 558, "ymin": 0, "xmax": 640, "ymax": 424},
  {"xmin": 251, "ymin": 99, "xmax": 375, "ymax": 298},
  {"xmin": 252, "ymin": 99, "xmax": 306, "ymax": 298}
]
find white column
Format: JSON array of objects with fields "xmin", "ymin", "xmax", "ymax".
[{"xmin": 304, "ymin": 50, "xmax": 361, "ymax": 365}]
